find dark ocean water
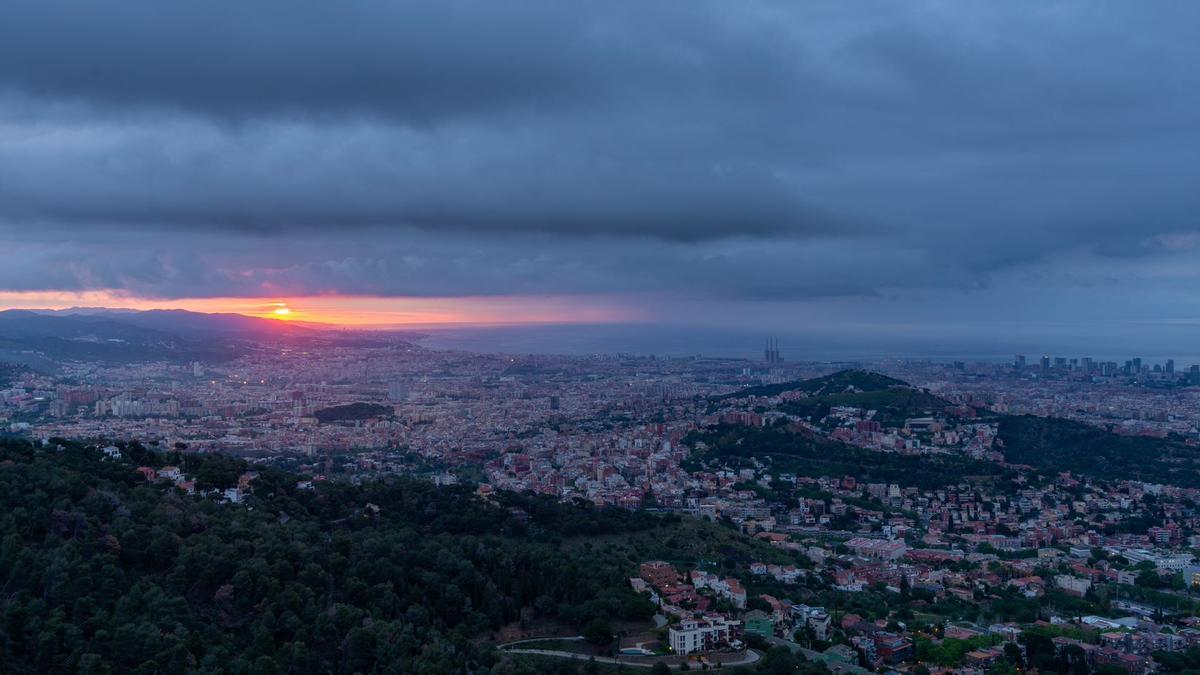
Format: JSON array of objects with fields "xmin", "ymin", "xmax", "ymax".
[{"xmin": 408, "ymin": 323, "xmax": 1200, "ymax": 366}]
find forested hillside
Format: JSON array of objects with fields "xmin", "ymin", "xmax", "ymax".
[
  {"xmin": 686, "ymin": 425, "xmax": 1006, "ymax": 490},
  {"xmin": 715, "ymin": 370, "xmax": 954, "ymax": 429},
  {"xmin": 0, "ymin": 439, "xmax": 677, "ymax": 674},
  {"xmin": 997, "ymin": 415, "xmax": 1200, "ymax": 488},
  {"xmin": 715, "ymin": 370, "xmax": 909, "ymax": 401},
  {"xmin": 313, "ymin": 402, "xmax": 394, "ymax": 424}
]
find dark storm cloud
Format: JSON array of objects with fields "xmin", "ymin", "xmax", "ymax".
[
  {"xmin": 0, "ymin": 1, "xmax": 835, "ymax": 125},
  {"xmin": 1, "ymin": 0, "xmax": 1199, "ymax": 307},
  {"xmin": 0, "ymin": 0, "xmax": 853, "ymax": 241},
  {"xmin": 0, "ymin": 1, "xmax": 601, "ymax": 121},
  {"xmin": 0, "ymin": 117, "xmax": 843, "ymax": 240}
]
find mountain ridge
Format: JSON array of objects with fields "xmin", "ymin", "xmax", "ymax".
[{"xmin": 0, "ymin": 308, "xmax": 311, "ymax": 365}]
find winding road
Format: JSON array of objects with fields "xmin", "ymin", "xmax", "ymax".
[{"xmin": 499, "ymin": 638, "xmax": 762, "ymax": 670}]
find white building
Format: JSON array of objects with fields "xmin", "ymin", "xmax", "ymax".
[
  {"xmin": 669, "ymin": 617, "xmax": 733, "ymax": 655},
  {"xmin": 1054, "ymin": 575, "xmax": 1091, "ymax": 596},
  {"xmin": 791, "ymin": 605, "xmax": 831, "ymax": 641},
  {"xmin": 1115, "ymin": 548, "xmax": 1194, "ymax": 571}
]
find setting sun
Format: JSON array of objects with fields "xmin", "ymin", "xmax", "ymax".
[{"xmin": 0, "ymin": 291, "xmax": 640, "ymax": 327}]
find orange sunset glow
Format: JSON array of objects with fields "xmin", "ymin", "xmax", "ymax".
[{"xmin": 0, "ymin": 291, "xmax": 642, "ymax": 327}]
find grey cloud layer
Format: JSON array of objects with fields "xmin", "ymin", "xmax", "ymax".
[
  {"xmin": 1, "ymin": 0, "xmax": 1199, "ymax": 305},
  {"xmin": 2, "ymin": 115, "xmax": 840, "ymax": 240}
]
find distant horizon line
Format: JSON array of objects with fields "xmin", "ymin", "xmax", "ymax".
[
  {"xmin": 6, "ymin": 304, "xmax": 1200, "ymax": 365},
  {"xmin": 0, "ymin": 305, "xmax": 639, "ymax": 331}
]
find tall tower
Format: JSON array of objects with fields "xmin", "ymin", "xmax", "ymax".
[{"xmin": 764, "ymin": 337, "xmax": 783, "ymax": 364}]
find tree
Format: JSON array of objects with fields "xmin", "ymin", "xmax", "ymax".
[
  {"xmin": 760, "ymin": 647, "xmax": 801, "ymax": 675},
  {"xmin": 747, "ymin": 596, "xmax": 774, "ymax": 613},
  {"xmin": 987, "ymin": 663, "xmax": 1019, "ymax": 675},
  {"xmin": 583, "ymin": 618, "xmax": 614, "ymax": 647},
  {"xmin": 1002, "ymin": 642, "xmax": 1023, "ymax": 668}
]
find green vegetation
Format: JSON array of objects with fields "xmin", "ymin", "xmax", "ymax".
[
  {"xmin": 559, "ymin": 513, "xmax": 806, "ymax": 574},
  {"xmin": 1019, "ymin": 626, "xmax": 1103, "ymax": 674},
  {"xmin": 915, "ymin": 635, "xmax": 998, "ymax": 667},
  {"xmin": 721, "ymin": 371, "xmax": 1200, "ymax": 489},
  {"xmin": 313, "ymin": 402, "xmax": 394, "ymax": 424},
  {"xmin": 688, "ymin": 425, "xmax": 1003, "ymax": 490},
  {"xmin": 780, "ymin": 386, "xmax": 952, "ymax": 429},
  {"xmin": 752, "ymin": 647, "xmax": 833, "ymax": 674},
  {"xmin": 997, "ymin": 415, "xmax": 1200, "ymax": 487},
  {"xmin": 504, "ymin": 655, "xmax": 644, "ymax": 672},
  {"xmin": 1152, "ymin": 647, "xmax": 1200, "ymax": 674},
  {"xmin": 715, "ymin": 370, "xmax": 956, "ymax": 430},
  {"xmin": 0, "ymin": 438, "xmax": 685, "ymax": 673},
  {"xmin": 715, "ymin": 370, "xmax": 908, "ymax": 401}
]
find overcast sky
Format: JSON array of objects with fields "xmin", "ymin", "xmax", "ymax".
[{"xmin": 2, "ymin": 1, "xmax": 1199, "ymax": 350}]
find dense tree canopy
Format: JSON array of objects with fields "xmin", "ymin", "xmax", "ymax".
[
  {"xmin": 0, "ymin": 438, "xmax": 664, "ymax": 673},
  {"xmin": 688, "ymin": 425, "xmax": 1001, "ymax": 490},
  {"xmin": 997, "ymin": 415, "xmax": 1200, "ymax": 488}
]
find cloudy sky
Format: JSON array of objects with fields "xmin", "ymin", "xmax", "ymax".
[{"xmin": 2, "ymin": 1, "xmax": 1199, "ymax": 352}]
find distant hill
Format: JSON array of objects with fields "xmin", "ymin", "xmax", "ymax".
[
  {"xmin": 0, "ymin": 308, "xmax": 328, "ymax": 364},
  {"xmin": 0, "ymin": 309, "xmax": 243, "ymax": 364},
  {"xmin": 997, "ymin": 414, "xmax": 1200, "ymax": 487},
  {"xmin": 714, "ymin": 371, "xmax": 1200, "ymax": 488},
  {"xmin": 717, "ymin": 370, "xmax": 954, "ymax": 427},
  {"xmin": 715, "ymin": 369, "xmax": 908, "ymax": 400},
  {"xmin": 687, "ymin": 424, "xmax": 1003, "ymax": 490},
  {"xmin": 313, "ymin": 402, "xmax": 393, "ymax": 424},
  {"xmin": 33, "ymin": 308, "xmax": 317, "ymax": 337}
]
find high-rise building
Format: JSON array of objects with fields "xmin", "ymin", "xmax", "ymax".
[
  {"xmin": 764, "ymin": 337, "xmax": 783, "ymax": 364},
  {"xmin": 1014, "ymin": 354, "xmax": 1026, "ymax": 369},
  {"xmin": 1166, "ymin": 359, "xmax": 1175, "ymax": 375},
  {"xmin": 1040, "ymin": 355, "xmax": 1051, "ymax": 372}
]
